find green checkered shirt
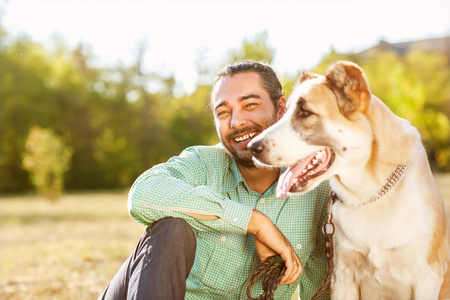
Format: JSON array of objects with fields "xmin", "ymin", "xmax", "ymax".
[{"xmin": 128, "ymin": 145, "xmax": 331, "ymax": 300}]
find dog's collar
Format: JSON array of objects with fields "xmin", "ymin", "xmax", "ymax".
[{"xmin": 334, "ymin": 163, "xmax": 410, "ymax": 206}]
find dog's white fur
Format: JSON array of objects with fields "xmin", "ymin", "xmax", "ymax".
[{"xmin": 250, "ymin": 61, "xmax": 450, "ymax": 299}]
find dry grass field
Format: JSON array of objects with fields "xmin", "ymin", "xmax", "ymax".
[
  {"xmin": 1, "ymin": 174, "xmax": 450, "ymax": 300},
  {"xmin": 0, "ymin": 191, "xmax": 143, "ymax": 299}
]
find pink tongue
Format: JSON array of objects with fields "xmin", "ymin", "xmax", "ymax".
[{"xmin": 276, "ymin": 152, "xmax": 317, "ymax": 198}]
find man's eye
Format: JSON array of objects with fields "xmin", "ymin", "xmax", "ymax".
[
  {"xmin": 217, "ymin": 111, "xmax": 229, "ymax": 118},
  {"xmin": 245, "ymin": 103, "xmax": 257, "ymax": 108}
]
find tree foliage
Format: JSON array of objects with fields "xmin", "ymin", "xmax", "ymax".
[
  {"xmin": 227, "ymin": 31, "xmax": 275, "ymax": 64},
  {"xmin": 22, "ymin": 126, "xmax": 73, "ymax": 200},
  {"xmin": 364, "ymin": 50, "xmax": 450, "ymax": 170},
  {"xmin": 1, "ymin": 30, "xmax": 449, "ymax": 194}
]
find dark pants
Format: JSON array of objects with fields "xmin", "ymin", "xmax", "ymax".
[{"xmin": 99, "ymin": 218, "xmax": 197, "ymax": 300}]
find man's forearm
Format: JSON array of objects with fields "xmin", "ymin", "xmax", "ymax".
[{"xmin": 247, "ymin": 209, "xmax": 267, "ymax": 235}]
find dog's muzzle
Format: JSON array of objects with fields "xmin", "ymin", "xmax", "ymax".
[{"xmin": 248, "ymin": 139, "xmax": 264, "ymax": 156}]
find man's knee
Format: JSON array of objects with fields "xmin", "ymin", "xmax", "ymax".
[{"xmin": 146, "ymin": 217, "xmax": 196, "ymax": 251}]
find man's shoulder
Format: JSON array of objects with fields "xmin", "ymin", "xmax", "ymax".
[
  {"xmin": 180, "ymin": 144, "xmax": 233, "ymax": 166},
  {"xmin": 183, "ymin": 144, "xmax": 229, "ymax": 158}
]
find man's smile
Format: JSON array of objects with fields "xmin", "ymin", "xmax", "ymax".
[{"xmin": 234, "ymin": 132, "xmax": 257, "ymax": 144}]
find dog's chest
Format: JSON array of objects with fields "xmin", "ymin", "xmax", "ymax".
[
  {"xmin": 332, "ymin": 198, "xmax": 426, "ymax": 250},
  {"xmin": 333, "ymin": 201, "xmax": 431, "ymax": 295}
]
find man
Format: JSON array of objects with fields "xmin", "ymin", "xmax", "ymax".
[{"xmin": 100, "ymin": 60, "xmax": 330, "ymax": 299}]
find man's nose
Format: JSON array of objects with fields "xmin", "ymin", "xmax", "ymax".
[{"xmin": 230, "ymin": 112, "xmax": 246, "ymax": 129}]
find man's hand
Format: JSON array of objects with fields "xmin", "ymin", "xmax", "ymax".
[{"xmin": 247, "ymin": 209, "xmax": 302, "ymax": 285}]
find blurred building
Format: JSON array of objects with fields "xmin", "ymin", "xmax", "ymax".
[{"xmin": 358, "ymin": 36, "xmax": 450, "ymax": 60}]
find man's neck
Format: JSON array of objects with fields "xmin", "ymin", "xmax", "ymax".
[{"xmin": 237, "ymin": 164, "xmax": 280, "ymax": 195}]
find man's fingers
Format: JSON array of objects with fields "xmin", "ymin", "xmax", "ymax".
[
  {"xmin": 279, "ymin": 256, "xmax": 292, "ymax": 285},
  {"xmin": 292, "ymin": 258, "xmax": 303, "ymax": 282},
  {"xmin": 279, "ymin": 256, "xmax": 302, "ymax": 285}
]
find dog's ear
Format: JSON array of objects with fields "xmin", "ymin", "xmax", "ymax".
[
  {"xmin": 298, "ymin": 72, "xmax": 320, "ymax": 84},
  {"xmin": 325, "ymin": 61, "xmax": 371, "ymax": 117}
]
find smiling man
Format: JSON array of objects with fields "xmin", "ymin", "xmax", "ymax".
[{"xmin": 99, "ymin": 60, "xmax": 331, "ymax": 300}]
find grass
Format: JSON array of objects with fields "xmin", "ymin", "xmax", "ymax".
[
  {"xmin": 1, "ymin": 174, "xmax": 450, "ymax": 299},
  {"xmin": 0, "ymin": 191, "xmax": 143, "ymax": 299}
]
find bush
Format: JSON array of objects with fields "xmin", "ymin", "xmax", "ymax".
[{"xmin": 22, "ymin": 126, "xmax": 73, "ymax": 200}]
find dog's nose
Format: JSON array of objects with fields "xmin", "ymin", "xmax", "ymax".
[{"xmin": 248, "ymin": 140, "xmax": 264, "ymax": 155}]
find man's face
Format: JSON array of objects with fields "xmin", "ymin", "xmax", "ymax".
[{"xmin": 212, "ymin": 72, "xmax": 284, "ymax": 167}]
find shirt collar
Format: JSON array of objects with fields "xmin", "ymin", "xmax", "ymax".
[
  {"xmin": 225, "ymin": 158, "xmax": 246, "ymax": 193},
  {"xmin": 224, "ymin": 156, "xmax": 287, "ymax": 197}
]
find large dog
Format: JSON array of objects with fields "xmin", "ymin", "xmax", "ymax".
[{"xmin": 248, "ymin": 61, "xmax": 450, "ymax": 299}]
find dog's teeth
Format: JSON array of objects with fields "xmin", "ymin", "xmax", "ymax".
[{"xmin": 316, "ymin": 151, "xmax": 324, "ymax": 159}]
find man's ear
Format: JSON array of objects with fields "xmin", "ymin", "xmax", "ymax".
[
  {"xmin": 276, "ymin": 97, "xmax": 287, "ymax": 121},
  {"xmin": 325, "ymin": 61, "xmax": 371, "ymax": 117}
]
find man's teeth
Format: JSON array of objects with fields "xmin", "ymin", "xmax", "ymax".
[{"xmin": 234, "ymin": 132, "xmax": 256, "ymax": 143}]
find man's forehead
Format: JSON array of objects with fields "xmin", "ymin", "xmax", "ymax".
[{"xmin": 211, "ymin": 73, "xmax": 264, "ymax": 106}]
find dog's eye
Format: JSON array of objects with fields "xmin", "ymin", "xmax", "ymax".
[
  {"xmin": 300, "ymin": 108, "xmax": 312, "ymax": 117},
  {"xmin": 297, "ymin": 98, "xmax": 313, "ymax": 117}
]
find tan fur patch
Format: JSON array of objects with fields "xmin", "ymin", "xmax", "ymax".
[{"xmin": 325, "ymin": 61, "xmax": 371, "ymax": 116}]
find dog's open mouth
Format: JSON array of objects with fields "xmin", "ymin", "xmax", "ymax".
[{"xmin": 276, "ymin": 148, "xmax": 335, "ymax": 198}]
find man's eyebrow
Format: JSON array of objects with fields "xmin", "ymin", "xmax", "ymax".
[
  {"xmin": 214, "ymin": 94, "xmax": 262, "ymax": 111},
  {"xmin": 239, "ymin": 94, "xmax": 262, "ymax": 101},
  {"xmin": 214, "ymin": 101, "xmax": 227, "ymax": 111}
]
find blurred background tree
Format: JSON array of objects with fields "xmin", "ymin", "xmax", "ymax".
[
  {"xmin": 227, "ymin": 31, "xmax": 275, "ymax": 64},
  {"xmin": 22, "ymin": 126, "xmax": 73, "ymax": 200},
  {"xmin": 1, "ymin": 29, "xmax": 449, "ymax": 195}
]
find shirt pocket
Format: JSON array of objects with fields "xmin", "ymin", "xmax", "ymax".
[{"xmin": 192, "ymin": 231, "xmax": 249, "ymax": 294}]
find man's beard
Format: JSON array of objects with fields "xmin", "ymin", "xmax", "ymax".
[
  {"xmin": 220, "ymin": 125, "xmax": 260, "ymax": 167},
  {"xmin": 220, "ymin": 113, "xmax": 277, "ymax": 168}
]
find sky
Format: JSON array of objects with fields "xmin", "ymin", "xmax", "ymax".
[{"xmin": 1, "ymin": 0, "xmax": 449, "ymax": 94}]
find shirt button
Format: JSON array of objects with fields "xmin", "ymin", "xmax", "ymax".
[
  {"xmin": 221, "ymin": 235, "xmax": 226, "ymax": 242},
  {"xmin": 296, "ymin": 243, "xmax": 302, "ymax": 249},
  {"xmin": 260, "ymin": 198, "xmax": 265, "ymax": 203}
]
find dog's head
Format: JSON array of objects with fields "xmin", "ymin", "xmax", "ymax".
[{"xmin": 249, "ymin": 61, "xmax": 374, "ymax": 198}]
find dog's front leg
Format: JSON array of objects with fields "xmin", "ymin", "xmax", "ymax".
[
  {"xmin": 412, "ymin": 268, "xmax": 442, "ymax": 300},
  {"xmin": 331, "ymin": 247, "xmax": 363, "ymax": 300}
]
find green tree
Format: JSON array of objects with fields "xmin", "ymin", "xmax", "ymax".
[
  {"xmin": 360, "ymin": 50, "xmax": 450, "ymax": 171},
  {"xmin": 227, "ymin": 31, "xmax": 275, "ymax": 64},
  {"xmin": 22, "ymin": 126, "xmax": 73, "ymax": 200},
  {"xmin": 0, "ymin": 35, "xmax": 56, "ymax": 192},
  {"xmin": 314, "ymin": 48, "xmax": 356, "ymax": 74}
]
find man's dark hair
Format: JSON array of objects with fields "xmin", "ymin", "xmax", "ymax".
[{"xmin": 211, "ymin": 60, "xmax": 283, "ymax": 108}]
